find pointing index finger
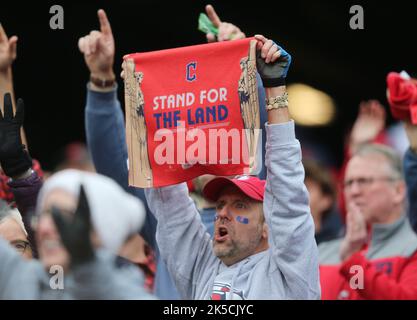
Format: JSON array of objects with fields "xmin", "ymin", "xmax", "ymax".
[
  {"xmin": 205, "ymin": 5, "xmax": 222, "ymax": 28},
  {"xmin": 98, "ymin": 9, "xmax": 112, "ymax": 36},
  {"xmin": 0, "ymin": 24, "xmax": 8, "ymax": 42},
  {"xmin": 254, "ymin": 34, "xmax": 268, "ymax": 43}
]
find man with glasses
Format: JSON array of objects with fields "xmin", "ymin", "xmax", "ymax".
[
  {"xmin": 0, "ymin": 200, "xmax": 32, "ymax": 260},
  {"xmin": 319, "ymin": 144, "xmax": 417, "ymax": 300}
]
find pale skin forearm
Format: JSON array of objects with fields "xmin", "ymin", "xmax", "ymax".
[
  {"xmin": 0, "ymin": 68, "xmax": 14, "ymax": 104},
  {"xmin": 265, "ymin": 86, "xmax": 290, "ymax": 124}
]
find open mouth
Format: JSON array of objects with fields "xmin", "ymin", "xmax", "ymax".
[{"xmin": 215, "ymin": 226, "xmax": 229, "ymax": 242}]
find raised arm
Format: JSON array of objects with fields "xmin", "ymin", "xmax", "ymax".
[
  {"xmin": 79, "ymin": 10, "xmax": 157, "ymax": 248},
  {"xmin": 349, "ymin": 100, "xmax": 386, "ymax": 154},
  {"xmin": 0, "ymin": 24, "xmax": 17, "ymax": 115},
  {"xmin": 0, "ymin": 24, "xmax": 27, "ymax": 147},
  {"xmin": 255, "ymin": 35, "xmax": 320, "ymax": 298},
  {"xmin": 0, "ymin": 94, "xmax": 40, "ymax": 257},
  {"xmin": 0, "ymin": 26, "xmax": 43, "ymax": 256}
]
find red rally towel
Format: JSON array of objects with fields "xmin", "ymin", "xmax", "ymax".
[
  {"xmin": 386, "ymin": 72, "xmax": 417, "ymax": 123},
  {"xmin": 123, "ymin": 38, "xmax": 261, "ymax": 188}
]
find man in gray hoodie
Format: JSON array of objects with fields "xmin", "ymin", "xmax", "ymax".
[{"xmin": 145, "ymin": 35, "xmax": 320, "ymax": 299}]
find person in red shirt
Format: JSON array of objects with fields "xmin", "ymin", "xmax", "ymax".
[{"xmin": 319, "ymin": 143, "xmax": 417, "ymax": 300}]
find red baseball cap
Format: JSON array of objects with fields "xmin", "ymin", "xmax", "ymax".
[{"xmin": 203, "ymin": 176, "xmax": 266, "ymax": 202}]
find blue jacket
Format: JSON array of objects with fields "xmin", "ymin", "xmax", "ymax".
[
  {"xmin": 404, "ymin": 148, "xmax": 417, "ymax": 232},
  {"xmin": 85, "ymin": 85, "xmax": 180, "ymax": 299}
]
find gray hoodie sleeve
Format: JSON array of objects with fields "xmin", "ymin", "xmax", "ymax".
[
  {"xmin": 264, "ymin": 121, "xmax": 320, "ymax": 299},
  {"xmin": 145, "ymin": 184, "xmax": 217, "ymax": 299}
]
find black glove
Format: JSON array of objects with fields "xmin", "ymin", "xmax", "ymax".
[
  {"xmin": 0, "ymin": 93, "xmax": 32, "ymax": 177},
  {"xmin": 52, "ymin": 185, "xmax": 95, "ymax": 267},
  {"xmin": 256, "ymin": 42, "xmax": 292, "ymax": 87}
]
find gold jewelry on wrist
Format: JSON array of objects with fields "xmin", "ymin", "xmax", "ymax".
[{"xmin": 265, "ymin": 92, "xmax": 289, "ymax": 111}]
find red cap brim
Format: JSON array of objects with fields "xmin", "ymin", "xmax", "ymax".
[{"xmin": 203, "ymin": 177, "xmax": 265, "ymax": 202}]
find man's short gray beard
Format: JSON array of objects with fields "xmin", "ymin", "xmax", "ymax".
[{"xmin": 213, "ymin": 242, "xmax": 238, "ymax": 259}]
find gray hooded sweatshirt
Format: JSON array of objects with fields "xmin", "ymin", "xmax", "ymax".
[{"xmin": 145, "ymin": 121, "xmax": 320, "ymax": 299}]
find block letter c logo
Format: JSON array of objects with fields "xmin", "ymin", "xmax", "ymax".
[{"xmin": 186, "ymin": 62, "xmax": 197, "ymax": 82}]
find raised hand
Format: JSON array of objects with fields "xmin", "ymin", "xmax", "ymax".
[
  {"xmin": 0, "ymin": 24, "xmax": 18, "ymax": 73},
  {"xmin": 254, "ymin": 34, "xmax": 292, "ymax": 87},
  {"xmin": 0, "ymin": 93, "xmax": 32, "ymax": 177},
  {"xmin": 52, "ymin": 185, "xmax": 95, "ymax": 267},
  {"xmin": 340, "ymin": 202, "xmax": 368, "ymax": 261},
  {"xmin": 205, "ymin": 5, "xmax": 245, "ymax": 42},
  {"xmin": 78, "ymin": 9, "xmax": 115, "ymax": 81},
  {"xmin": 350, "ymin": 100, "xmax": 386, "ymax": 153}
]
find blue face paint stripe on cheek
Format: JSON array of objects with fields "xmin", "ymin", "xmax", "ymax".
[{"xmin": 236, "ymin": 216, "xmax": 249, "ymax": 224}]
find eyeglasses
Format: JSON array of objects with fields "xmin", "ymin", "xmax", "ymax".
[
  {"xmin": 343, "ymin": 176, "xmax": 397, "ymax": 190},
  {"xmin": 10, "ymin": 240, "xmax": 31, "ymax": 254}
]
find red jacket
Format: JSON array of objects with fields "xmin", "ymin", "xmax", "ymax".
[{"xmin": 319, "ymin": 215, "xmax": 417, "ymax": 299}]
